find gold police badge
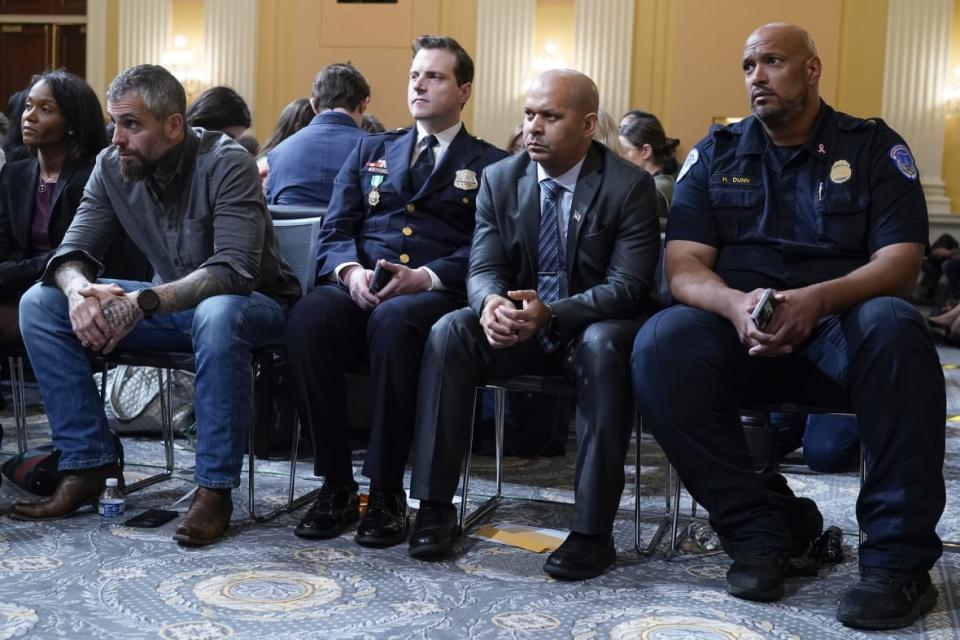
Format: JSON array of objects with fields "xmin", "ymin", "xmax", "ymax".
[
  {"xmin": 454, "ymin": 169, "xmax": 479, "ymax": 190},
  {"xmin": 830, "ymin": 160, "xmax": 852, "ymax": 184}
]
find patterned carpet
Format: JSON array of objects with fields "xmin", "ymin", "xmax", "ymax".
[{"xmin": 0, "ymin": 349, "xmax": 959, "ymax": 639}]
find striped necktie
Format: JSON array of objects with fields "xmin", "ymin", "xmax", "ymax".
[{"xmin": 537, "ymin": 178, "xmax": 564, "ymax": 304}]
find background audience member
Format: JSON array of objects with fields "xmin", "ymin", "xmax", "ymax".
[
  {"xmin": 3, "ymin": 90, "xmax": 29, "ymax": 164},
  {"xmin": 266, "ymin": 63, "xmax": 370, "ymax": 206},
  {"xmin": 619, "ymin": 111, "xmax": 679, "ymax": 218},
  {"xmin": 361, "ymin": 114, "xmax": 385, "ymax": 134},
  {"xmin": 593, "ymin": 108, "xmax": 622, "ymax": 155},
  {"xmin": 186, "ymin": 85, "xmax": 252, "ymax": 139},
  {"xmin": 506, "ymin": 123, "xmax": 524, "ymax": 154},
  {"xmin": 235, "ymin": 133, "xmax": 260, "ymax": 155},
  {"xmin": 618, "ymin": 108, "xmax": 646, "ymax": 131},
  {"xmin": 256, "ymin": 97, "xmax": 314, "ymax": 182},
  {"xmin": 0, "ymin": 70, "xmax": 150, "ymax": 347}
]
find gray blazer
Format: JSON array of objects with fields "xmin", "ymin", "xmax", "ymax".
[{"xmin": 467, "ymin": 141, "xmax": 661, "ymax": 345}]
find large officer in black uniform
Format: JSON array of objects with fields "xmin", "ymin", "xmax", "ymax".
[
  {"xmin": 285, "ymin": 35, "xmax": 507, "ymax": 548},
  {"xmin": 632, "ymin": 23, "xmax": 944, "ymax": 630}
]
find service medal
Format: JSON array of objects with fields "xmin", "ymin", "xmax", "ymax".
[
  {"xmin": 454, "ymin": 169, "xmax": 479, "ymax": 190},
  {"xmin": 368, "ymin": 189, "xmax": 380, "ymax": 206}
]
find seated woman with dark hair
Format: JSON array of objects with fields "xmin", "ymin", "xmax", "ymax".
[
  {"xmin": 0, "ymin": 70, "xmax": 150, "ymax": 347},
  {"xmin": 618, "ymin": 111, "xmax": 680, "ymax": 219},
  {"xmin": 185, "ymin": 85, "xmax": 252, "ymax": 139},
  {"xmin": 256, "ymin": 97, "xmax": 314, "ymax": 184}
]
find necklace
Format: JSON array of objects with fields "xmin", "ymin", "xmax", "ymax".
[{"xmin": 37, "ymin": 171, "xmax": 58, "ymax": 193}]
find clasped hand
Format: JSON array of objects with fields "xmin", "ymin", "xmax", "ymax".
[
  {"xmin": 480, "ymin": 290, "xmax": 551, "ymax": 349},
  {"xmin": 68, "ymin": 283, "xmax": 143, "ymax": 354},
  {"xmin": 732, "ymin": 286, "xmax": 824, "ymax": 357},
  {"xmin": 344, "ymin": 261, "xmax": 432, "ymax": 310}
]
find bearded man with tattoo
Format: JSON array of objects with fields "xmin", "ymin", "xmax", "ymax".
[{"xmin": 11, "ymin": 65, "xmax": 301, "ymax": 546}]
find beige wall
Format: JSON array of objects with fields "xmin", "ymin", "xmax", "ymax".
[{"xmin": 255, "ymin": 0, "xmax": 478, "ymax": 138}]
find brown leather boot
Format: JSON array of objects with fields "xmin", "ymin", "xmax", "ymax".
[
  {"xmin": 9, "ymin": 462, "xmax": 123, "ymax": 521},
  {"xmin": 172, "ymin": 488, "xmax": 233, "ymax": 546}
]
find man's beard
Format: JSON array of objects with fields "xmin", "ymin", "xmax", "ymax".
[
  {"xmin": 753, "ymin": 91, "xmax": 807, "ymax": 125},
  {"xmin": 118, "ymin": 154, "xmax": 154, "ymax": 182}
]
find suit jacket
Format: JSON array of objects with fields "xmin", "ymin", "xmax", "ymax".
[
  {"xmin": 315, "ymin": 125, "xmax": 508, "ymax": 292},
  {"xmin": 468, "ymin": 142, "xmax": 661, "ymax": 344},
  {"xmin": 0, "ymin": 157, "xmax": 152, "ymax": 299},
  {"xmin": 265, "ymin": 111, "xmax": 368, "ymax": 207}
]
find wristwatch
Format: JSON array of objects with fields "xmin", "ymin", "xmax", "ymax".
[{"xmin": 137, "ymin": 288, "xmax": 160, "ymax": 318}]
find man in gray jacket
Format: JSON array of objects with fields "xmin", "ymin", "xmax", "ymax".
[{"xmin": 11, "ymin": 65, "xmax": 301, "ymax": 546}]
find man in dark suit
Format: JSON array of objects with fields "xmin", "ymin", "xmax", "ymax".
[
  {"xmin": 285, "ymin": 35, "xmax": 507, "ymax": 548},
  {"xmin": 406, "ymin": 69, "xmax": 661, "ymax": 579},
  {"xmin": 265, "ymin": 63, "xmax": 370, "ymax": 207}
]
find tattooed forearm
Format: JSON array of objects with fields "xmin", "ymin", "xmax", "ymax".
[
  {"xmin": 151, "ymin": 267, "xmax": 233, "ymax": 315},
  {"xmin": 101, "ymin": 296, "xmax": 142, "ymax": 332},
  {"xmin": 53, "ymin": 260, "xmax": 97, "ymax": 296}
]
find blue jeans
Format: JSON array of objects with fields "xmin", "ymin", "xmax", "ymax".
[{"xmin": 19, "ymin": 280, "xmax": 287, "ymax": 489}]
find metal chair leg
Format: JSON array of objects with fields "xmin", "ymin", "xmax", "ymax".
[
  {"xmin": 459, "ymin": 386, "xmax": 504, "ymax": 533},
  {"xmin": 9, "ymin": 355, "xmax": 27, "ymax": 453},
  {"xmin": 123, "ymin": 368, "xmax": 174, "ymax": 494},
  {"xmin": 247, "ymin": 356, "xmax": 318, "ymax": 522}
]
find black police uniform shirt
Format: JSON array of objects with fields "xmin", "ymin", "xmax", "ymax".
[
  {"xmin": 314, "ymin": 125, "xmax": 508, "ymax": 292},
  {"xmin": 666, "ymin": 101, "xmax": 928, "ymax": 293}
]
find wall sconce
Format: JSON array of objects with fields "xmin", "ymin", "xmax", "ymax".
[
  {"xmin": 162, "ymin": 34, "xmax": 205, "ymax": 102},
  {"xmin": 531, "ymin": 39, "xmax": 567, "ymax": 74},
  {"xmin": 943, "ymin": 65, "xmax": 960, "ymax": 115}
]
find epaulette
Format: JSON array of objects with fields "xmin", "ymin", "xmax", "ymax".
[
  {"xmin": 835, "ymin": 113, "xmax": 887, "ymax": 132},
  {"xmin": 471, "ymin": 135, "xmax": 503, "ymax": 151}
]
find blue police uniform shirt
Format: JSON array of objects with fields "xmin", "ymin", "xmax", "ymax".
[
  {"xmin": 314, "ymin": 124, "xmax": 508, "ymax": 292},
  {"xmin": 667, "ymin": 101, "xmax": 928, "ymax": 293}
]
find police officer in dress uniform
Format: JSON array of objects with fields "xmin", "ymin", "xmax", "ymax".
[
  {"xmin": 632, "ymin": 23, "xmax": 944, "ymax": 630},
  {"xmin": 285, "ymin": 35, "xmax": 507, "ymax": 548}
]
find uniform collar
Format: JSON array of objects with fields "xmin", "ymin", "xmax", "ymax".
[
  {"xmin": 736, "ymin": 100, "xmax": 835, "ymax": 164},
  {"xmin": 415, "ymin": 120, "xmax": 462, "ymax": 152}
]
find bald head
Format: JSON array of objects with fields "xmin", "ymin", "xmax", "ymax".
[
  {"xmin": 530, "ymin": 69, "xmax": 600, "ymax": 115},
  {"xmin": 523, "ymin": 69, "xmax": 600, "ymax": 176},
  {"xmin": 748, "ymin": 23, "xmax": 818, "ymax": 58},
  {"xmin": 742, "ymin": 22, "xmax": 822, "ymax": 134}
]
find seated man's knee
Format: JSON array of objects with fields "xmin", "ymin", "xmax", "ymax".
[
  {"xmin": 851, "ymin": 297, "xmax": 923, "ymax": 345},
  {"xmin": 575, "ymin": 320, "xmax": 635, "ymax": 368},
  {"xmin": 192, "ymin": 295, "xmax": 252, "ymax": 347},
  {"xmin": 19, "ymin": 283, "xmax": 66, "ymax": 334}
]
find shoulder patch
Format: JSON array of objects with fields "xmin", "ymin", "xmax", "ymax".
[
  {"xmin": 889, "ymin": 144, "xmax": 918, "ymax": 181},
  {"xmin": 676, "ymin": 148, "xmax": 700, "ymax": 183}
]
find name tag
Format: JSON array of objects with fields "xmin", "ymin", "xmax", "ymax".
[{"xmin": 712, "ymin": 174, "xmax": 757, "ymax": 186}]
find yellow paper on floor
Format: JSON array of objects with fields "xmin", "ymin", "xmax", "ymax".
[{"xmin": 473, "ymin": 523, "xmax": 567, "ymax": 553}]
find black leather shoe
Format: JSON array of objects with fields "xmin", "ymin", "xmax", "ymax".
[
  {"xmin": 294, "ymin": 481, "xmax": 359, "ymax": 540},
  {"xmin": 408, "ymin": 501, "xmax": 458, "ymax": 560},
  {"xmin": 355, "ymin": 488, "xmax": 409, "ymax": 547},
  {"xmin": 543, "ymin": 532, "xmax": 616, "ymax": 580},
  {"xmin": 726, "ymin": 548, "xmax": 788, "ymax": 601},
  {"xmin": 836, "ymin": 567, "xmax": 938, "ymax": 630}
]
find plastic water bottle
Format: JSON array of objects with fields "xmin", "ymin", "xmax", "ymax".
[{"xmin": 98, "ymin": 478, "xmax": 125, "ymax": 524}]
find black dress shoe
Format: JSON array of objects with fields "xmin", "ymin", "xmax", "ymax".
[
  {"xmin": 408, "ymin": 501, "xmax": 458, "ymax": 560},
  {"xmin": 294, "ymin": 481, "xmax": 359, "ymax": 540},
  {"xmin": 355, "ymin": 488, "xmax": 409, "ymax": 547},
  {"xmin": 726, "ymin": 548, "xmax": 788, "ymax": 601},
  {"xmin": 543, "ymin": 532, "xmax": 616, "ymax": 580}
]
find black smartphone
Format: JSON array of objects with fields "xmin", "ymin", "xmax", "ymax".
[
  {"xmin": 368, "ymin": 261, "xmax": 393, "ymax": 294},
  {"xmin": 750, "ymin": 288, "xmax": 777, "ymax": 331},
  {"xmin": 124, "ymin": 508, "xmax": 179, "ymax": 528}
]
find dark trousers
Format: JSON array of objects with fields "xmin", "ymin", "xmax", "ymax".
[
  {"xmin": 410, "ymin": 307, "xmax": 641, "ymax": 535},
  {"xmin": 631, "ymin": 297, "xmax": 945, "ymax": 570},
  {"xmin": 285, "ymin": 283, "xmax": 461, "ymax": 485}
]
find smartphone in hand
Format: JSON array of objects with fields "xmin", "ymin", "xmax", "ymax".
[
  {"xmin": 368, "ymin": 261, "xmax": 393, "ymax": 295},
  {"xmin": 750, "ymin": 288, "xmax": 777, "ymax": 331}
]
